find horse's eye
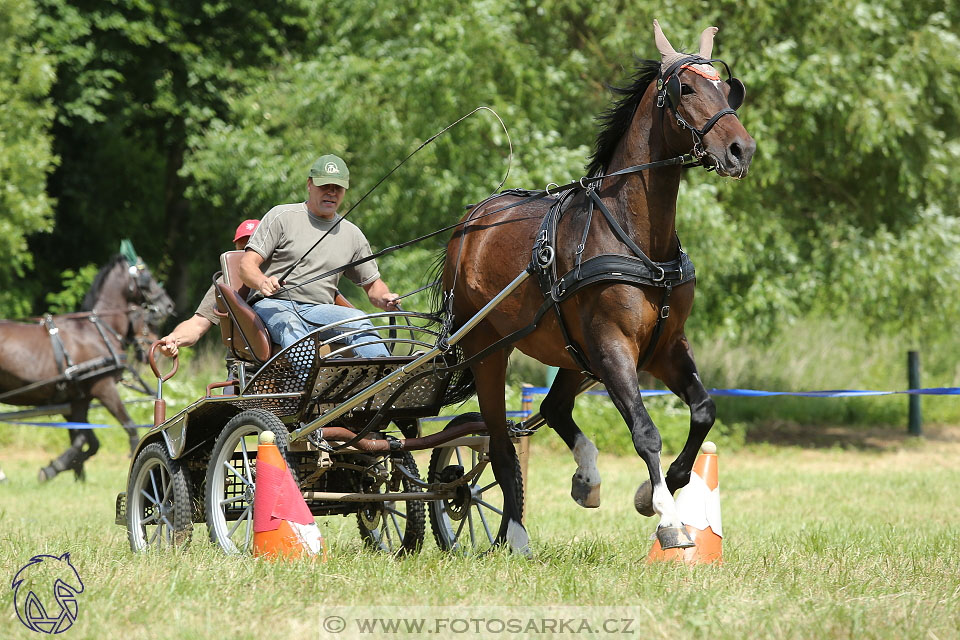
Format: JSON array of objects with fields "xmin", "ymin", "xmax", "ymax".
[{"xmin": 680, "ymin": 84, "xmax": 695, "ymax": 95}]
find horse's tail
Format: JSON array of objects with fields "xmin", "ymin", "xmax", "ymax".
[{"xmin": 428, "ymin": 247, "xmax": 477, "ymax": 408}]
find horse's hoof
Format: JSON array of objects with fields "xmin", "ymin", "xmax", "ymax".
[
  {"xmin": 72, "ymin": 463, "xmax": 86, "ymax": 482},
  {"xmin": 38, "ymin": 465, "xmax": 56, "ymax": 483},
  {"xmin": 634, "ymin": 481, "xmax": 655, "ymax": 516},
  {"xmin": 571, "ymin": 477, "xmax": 601, "ymax": 508},
  {"xmin": 656, "ymin": 526, "xmax": 696, "ymax": 550}
]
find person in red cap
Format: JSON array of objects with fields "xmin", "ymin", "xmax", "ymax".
[{"xmin": 159, "ymin": 219, "xmax": 260, "ymax": 357}]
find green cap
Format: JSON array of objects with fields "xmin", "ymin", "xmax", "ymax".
[{"xmin": 308, "ymin": 154, "xmax": 349, "ymax": 189}]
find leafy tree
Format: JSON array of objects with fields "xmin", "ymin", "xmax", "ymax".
[
  {"xmin": 29, "ymin": 0, "xmax": 311, "ymax": 311},
  {"xmin": 0, "ymin": 0, "xmax": 56, "ymax": 316}
]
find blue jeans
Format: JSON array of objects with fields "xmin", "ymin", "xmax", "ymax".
[{"xmin": 253, "ymin": 298, "xmax": 390, "ymax": 358}]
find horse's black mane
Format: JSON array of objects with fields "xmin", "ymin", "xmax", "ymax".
[
  {"xmin": 81, "ymin": 254, "xmax": 127, "ymax": 311},
  {"xmin": 586, "ymin": 59, "xmax": 660, "ymax": 178}
]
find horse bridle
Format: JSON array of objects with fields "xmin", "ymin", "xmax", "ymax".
[
  {"xmin": 123, "ymin": 259, "xmax": 171, "ymax": 357},
  {"xmin": 656, "ymin": 56, "xmax": 745, "ymax": 158}
]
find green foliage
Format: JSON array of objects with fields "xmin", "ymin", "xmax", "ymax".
[
  {"xmin": 0, "ymin": 0, "xmax": 56, "ymax": 316},
  {"xmin": 43, "ymin": 263, "xmax": 98, "ymax": 313},
  {"xmin": 6, "ymin": 0, "xmax": 960, "ymax": 423}
]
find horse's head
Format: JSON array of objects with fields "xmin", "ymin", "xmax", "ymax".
[
  {"xmin": 652, "ymin": 20, "xmax": 756, "ymax": 178},
  {"xmin": 124, "ymin": 258, "xmax": 174, "ymax": 361}
]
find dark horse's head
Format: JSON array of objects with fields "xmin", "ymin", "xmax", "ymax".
[
  {"xmin": 81, "ymin": 255, "xmax": 174, "ymax": 362},
  {"xmin": 652, "ymin": 19, "xmax": 756, "ymax": 177}
]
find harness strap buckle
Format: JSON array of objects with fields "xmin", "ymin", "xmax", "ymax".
[
  {"xmin": 653, "ymin": 266, "xmax": 666, "ymax": 282},
  {"xmin": 660, "ymin": 305, "xmax": 671, "ymax": 319}
]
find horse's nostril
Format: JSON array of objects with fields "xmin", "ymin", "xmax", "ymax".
[{"xmin": 729, "ymin": 142, "xmax": 743, "ymax": 161}]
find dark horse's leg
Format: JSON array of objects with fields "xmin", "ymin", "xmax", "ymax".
[
  {"xmin": 467, "ymin": 335, "xmax": 530, "ymax": 555},
  {"xmin": 541, "ymin": 369, "xmax": 602, "ymax": 508},
  {"xmin": 598, "ymin": 348, "xmax": 694, "ymax": 549},
  {"xmin": 634, "ymin": 335, "xmax": 716, "ymax": 514},
  {"xmin": 89, "ymin": 377, "xmax": 140, "ymax": 454},
  {"xmin": 39, "ymin": 401, "xmax": 100, "ymax": 482}
]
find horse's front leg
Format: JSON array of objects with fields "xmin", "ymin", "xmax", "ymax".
[
  {"xmin": 541, "ymin": 368, "xmax": 601, "ymax": 508},
  {"xmin": 635, "ymin": 335, "xmax": 716, "ymax": 514},
  {"xmin": 599, "ymin": 349, "xmax": 694, "ymax": 549}
]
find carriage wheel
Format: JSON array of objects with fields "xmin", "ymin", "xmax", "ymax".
[
  {"xmin": 427, "ymin": 413, "xmax": 524, "ymax": 553},
  {"xmin": 204, "ymin": 409, "xmax": 293, "ymax": 554},
  {"xmin": 356, "ymin": 451, "xmax": 425, "ymax": 555},
  {"xmin": 127, "ymin": 442, "xmax": 193, "ymax": 552}
]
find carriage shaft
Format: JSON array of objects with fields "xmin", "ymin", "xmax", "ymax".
[{"xmin": 290, "ymin": 269, "xmax": 532, "ymax": 442}]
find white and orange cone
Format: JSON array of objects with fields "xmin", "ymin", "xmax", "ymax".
[
  {"xmin": 252, "ymin": 431, "xmax": 327, "ymax": 561},
  {"xmin": 647, "ymin": 441, "xmax": 722, "ymax": 565}
]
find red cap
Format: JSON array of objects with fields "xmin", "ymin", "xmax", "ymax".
[{"xmin": 233, "ymin": 219, "xmax": 260, "ymax": 242}]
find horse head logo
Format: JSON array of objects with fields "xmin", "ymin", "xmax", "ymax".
[{"xmin": 11, "ymin": 553, "xmax": 84, "ymax": 634}]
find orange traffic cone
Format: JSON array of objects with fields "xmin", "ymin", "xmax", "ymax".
[
  {"xmin": 647, "ymin": 441, "xmax": 723, "ymax": 565},
  {"xmin": 252, "ymin": 431, "xmax": 327, "ymax": 561}
]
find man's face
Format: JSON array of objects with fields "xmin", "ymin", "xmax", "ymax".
[{"xmin": 307, "ymin": 180, "xmax": 346, "ymax": 218}]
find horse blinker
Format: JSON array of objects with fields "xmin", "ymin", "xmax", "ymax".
[{"xmin": 726, "ymin": 77, "xmax": 745, "ymax": 111}]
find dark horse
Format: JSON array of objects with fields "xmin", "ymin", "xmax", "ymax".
[
  {"xmin": 0, "ymin": 254, "xmax": 173, "ymax": 481},
  {"xmin": 440, "ymin": 21, "xmax": 755, "ymax": 553}
]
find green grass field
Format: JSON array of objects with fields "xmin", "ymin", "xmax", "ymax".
[{"xmin": 1, "ymin": 425, "xmax": 958, "ymax": 640}]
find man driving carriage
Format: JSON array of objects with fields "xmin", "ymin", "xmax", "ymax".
[{"xmin": 239, "ymin": 154, "xmax": 400, "ymax": 357}]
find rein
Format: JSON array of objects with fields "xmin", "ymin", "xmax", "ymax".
[
  {"xmin": 265, "ymin": 153, "xmax": 699, "ymax": 302},
  {"xmin": 262, "ymin": 106, "xmax": 514, "ymax": 302}
]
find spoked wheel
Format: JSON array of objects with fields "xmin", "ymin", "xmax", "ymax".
[
  {"xmin": 356, "ymin": 451, "xmax": 425, "ymax": 555},
  {"xmin": 204, "ymin": 409, "xmax": 293, "ymax": 554},
  {"xmin": 127, "ymin": 443, "xmax": 193, "ymax": 552},
  {"xmin": 427, "ymin": 413, "xmax": 523, "ymax": 554}
]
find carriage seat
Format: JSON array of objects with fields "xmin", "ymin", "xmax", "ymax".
[{"xmin": 213, "ymin": 250, "xmax": 356, "ymax": 364}]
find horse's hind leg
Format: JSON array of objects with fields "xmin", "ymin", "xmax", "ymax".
[
  {"xmin": 469, "ymin": 341, "xmax": 530, "ymax": 555},
  {"xmin": 600, "ymin": 350, "xmax": 694, "ymax": 549},
  {"xmin": 541, "ymin": 369, "xmax": 601, "ymax": 508},
  {"xmin": 39, "ymin": 401, "xmax": 100, "ymax": 482}
]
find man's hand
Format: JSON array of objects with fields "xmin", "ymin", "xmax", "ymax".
[
  {"xmin": 364, "ymin": 278, "xmax": 401, "ymax": 312},
  {"xmin": 258, "ymin": 275, "xmax": 282, "ymax": 297},
  {"xmin": 158, "ymin": 335, "xmax": 179, "ymax": 358},
  {"xmin": 374, "ymin": 292, "xmax": 401, "ymax": 312}
]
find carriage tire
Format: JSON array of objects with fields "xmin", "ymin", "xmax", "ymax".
[
  {"xmin": 204, "ymin": 409, "xmax": 294, "ymax": 554},
  {"xmin": 127, "ymin": 442, "xmax": 194, "ymax": 552},
  {"xmin": 427, "ymin": 413, "xmax": 524, "ymax": 553},
  {"xmin": 356, "ymin": 451, "xmax": 425, "ymax": 555}
]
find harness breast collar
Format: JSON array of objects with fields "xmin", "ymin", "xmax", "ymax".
[{"xmin": 529, "ymin": 187, "xmax": 695, "ymax": 378}]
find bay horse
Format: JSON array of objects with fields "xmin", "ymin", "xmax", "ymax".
[
  {"xmin": 0, "ymin": 254, "xmax": 174, "ymax": 481},
  {"xmin": 440, "ymin": 21, "xmax": 755, "ymax": 554}
]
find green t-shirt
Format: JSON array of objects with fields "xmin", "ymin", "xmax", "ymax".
[{"xmin": 245, "ymin": 202, "xmax": 379, "ymax": 304}]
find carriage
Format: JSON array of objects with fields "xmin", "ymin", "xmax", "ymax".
[
  {"xmin": 116, "ymin": 249, "xmax": 534, "ymax": 555},
  {"xmin": 116, "ymin": 20, "xmax": 754, "ymax": 556}
]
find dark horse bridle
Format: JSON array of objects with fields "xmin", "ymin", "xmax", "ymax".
[{"xmin": 656, "ymin": 56, "xmax": 746, "ymax": 160}]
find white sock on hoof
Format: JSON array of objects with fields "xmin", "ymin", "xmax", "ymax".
[{"xmin": 506, "ymin": 519, "xmax": 531, "ymax": 556}]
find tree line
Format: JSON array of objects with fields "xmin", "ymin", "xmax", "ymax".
[{"xmin": 2, "ymin": 0, "xmax": 958, "ymax": 345}]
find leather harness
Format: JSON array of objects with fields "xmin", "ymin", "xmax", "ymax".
[{"xmin": 529, "ymin": 186, "xmax": 695, "ymax": 378}]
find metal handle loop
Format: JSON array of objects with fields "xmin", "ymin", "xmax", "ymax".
[{"xmin": 148, "ymin": 340, "xmax": 179, "ymax": 382}]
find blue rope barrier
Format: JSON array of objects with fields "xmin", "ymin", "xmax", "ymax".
[
  {"xmin": 521, "ymin": 386, "xmax": 960, "ymax": 398},
  {"xmin": 0, "ymin": 420, "xmax": 153, "ymax": 429}
]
